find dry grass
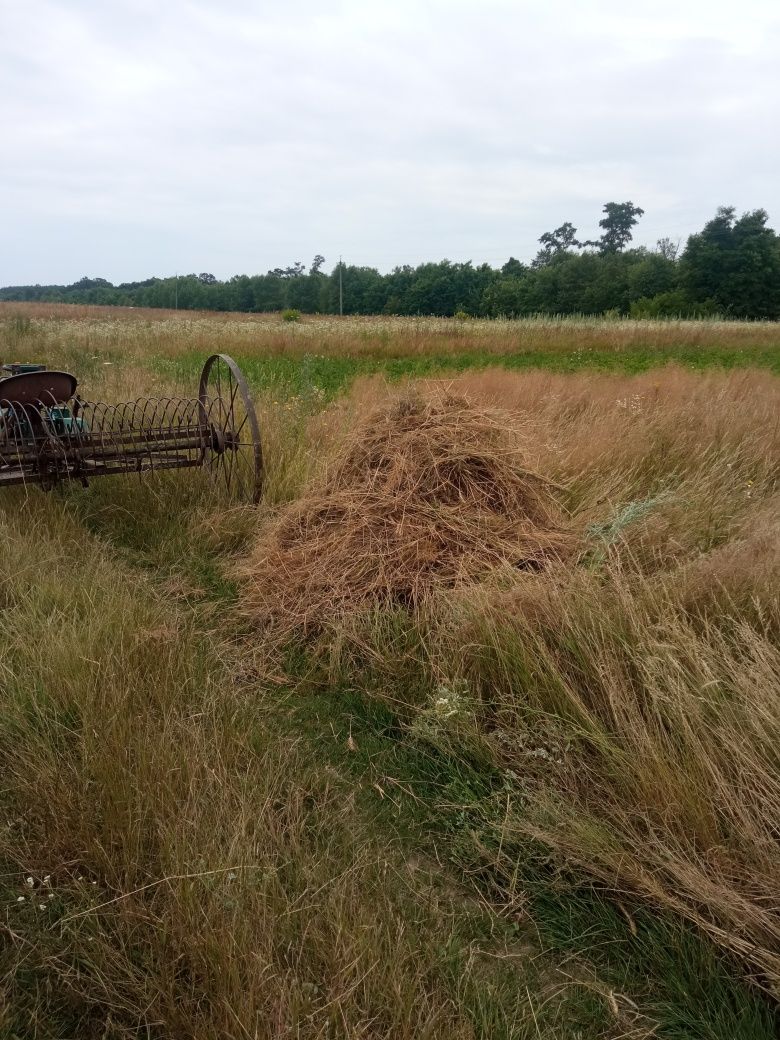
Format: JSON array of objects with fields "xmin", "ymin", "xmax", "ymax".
[
  {"xmin": 1, "ymin": 491, "xmax": 566, "ymax": 1039},
  {"xmin": 241, "ymin": 393, "xmax": 575, "ymax": 639},
  {"xmin": 240, "ymin": 366, "xmax": 780, "ymax": 995},
  {"xmin": 2, "ymin": 300, "xmax": 780, "ymax": 363},
  {"xmin": 441, "ymin": 569, "xmax": 780, "ymax": 987},
  {"xmin": 1, "ymin": 318, "xmax": 779, "ymax": 1035}
]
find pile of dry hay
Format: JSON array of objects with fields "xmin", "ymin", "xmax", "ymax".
[{"xmin": 240, "ymin": 393, "xmax": 576, "ymax": 638}]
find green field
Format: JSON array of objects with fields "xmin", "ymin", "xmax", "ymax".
[{"xmin": 1, "ymin": 308, "xmax": 779, "ymax": 1039}]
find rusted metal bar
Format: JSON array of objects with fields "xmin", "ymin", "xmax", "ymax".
[{"xmin": 0, "ymin": 354, "xmax": 264, "ymax": 502}]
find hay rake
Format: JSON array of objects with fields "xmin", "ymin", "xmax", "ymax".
[{"xmin": 0, "ymin": 354, "xmax": 263, "ymax": 502}]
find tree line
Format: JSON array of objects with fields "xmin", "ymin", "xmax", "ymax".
[{"xmin": 3, "ymin": 204, "xmax": 779, "ymax": 320}]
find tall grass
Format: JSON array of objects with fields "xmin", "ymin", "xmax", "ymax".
[
  {"xmin": 245, "ymin": 367, "xmax": 780, "ymax": 996},
  {"xmin": 1, "ymin": 318, "xmax": 778, "ymax": 1035},
  {"xmin": 2, "ymin": 489, "xmax": 586, "ymax": 1038},
  {"xmin": 2, "ymin": 301, "xmax": 780, "ymax": 365}
]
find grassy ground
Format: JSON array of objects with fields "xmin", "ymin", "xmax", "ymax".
[
  {"xmin": 1, "ymin": 306, "xmax": 779, "ymax": 1038},
  {"xmin": 2, "ymin": 302, "xmax": 780, "ymax": 371}
]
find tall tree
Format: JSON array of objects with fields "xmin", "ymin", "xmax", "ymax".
[
  {"xmin": 681, "ymin": 207, "xmax": 780, "ymax": 319},
  {"xmin": 589, "ymin": 202, "xmax": 645, "ymax": 254},
  {"xmin": 533, "ymin": 222, "xmax": 581, "ymax": 267},
  {"xmin": 501, "ymin": 256, "xmax": 526, "ymax": 277}
]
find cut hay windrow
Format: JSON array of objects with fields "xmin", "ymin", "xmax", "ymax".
[{"xmin": 240, "ymin": 393, "xmax": 576, "ymax": 638}]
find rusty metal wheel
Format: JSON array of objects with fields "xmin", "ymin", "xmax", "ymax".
[{"xmin": 198, "ymin": 354, "xmax": 263, "ymax": 503}]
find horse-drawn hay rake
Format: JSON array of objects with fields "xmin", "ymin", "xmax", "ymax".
[{"xmin": 0, "ymin": 355, "xmax": 263, "ymax": 502}]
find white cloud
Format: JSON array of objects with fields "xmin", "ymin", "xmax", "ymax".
[{"xmin": 1, "ymin": 0, "xmax": 778, "ymax": 282}]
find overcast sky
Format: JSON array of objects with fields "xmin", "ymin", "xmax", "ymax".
[{"xmin": 1, "ymin": 0, "xmax": 779, "ymax": 284}]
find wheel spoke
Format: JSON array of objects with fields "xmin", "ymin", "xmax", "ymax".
[
  {"xmin": 235, "ymin": 412, "xmax": 249, "ymax": 439},
  {"xmin": 199, "ymin": 354, "xmax": 262, "ymax": 503},
  {"xmin": 226, "ymin": 434, "xmax": 236, "ymax": 489}
]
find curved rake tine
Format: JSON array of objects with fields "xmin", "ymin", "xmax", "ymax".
[{"xmin": 0, "ymin": 355, "xmax": 260, "ymax": 499}]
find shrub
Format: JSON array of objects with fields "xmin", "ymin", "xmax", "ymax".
[
  {"xmin": 630, "ymin": 291, "xmax": 720, "ymax": 319},
  {"xmin": 281, "ymin": 308, "xmax": 301, "ymax": 323}
]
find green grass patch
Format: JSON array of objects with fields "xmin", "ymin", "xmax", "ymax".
[
  {"xmin": 267, "ymin": 675, "xmax": 778, "ymax": 1040},
  {"xmin": 153, "ymin": 344, "xmax": 780, "ymax": 405}
]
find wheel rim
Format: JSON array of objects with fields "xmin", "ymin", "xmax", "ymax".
[{"xmin": 198, "ymin": 354, "xmax": 263, "ymax": 503}]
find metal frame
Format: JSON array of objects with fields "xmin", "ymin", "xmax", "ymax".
[{"xmin": 0, "ymin": 353, "xmax": 263, "ymax": 503}]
